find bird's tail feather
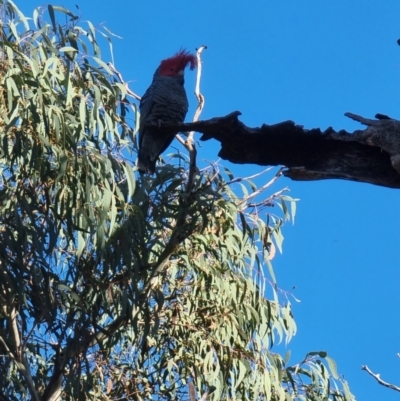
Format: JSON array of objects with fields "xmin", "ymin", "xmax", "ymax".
[{"xmin": 137, "ymin": 156, "xmax": 156, "ymax": 175}]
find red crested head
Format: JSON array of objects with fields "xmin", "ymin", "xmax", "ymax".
[{"xmin": 158, "ymin": 49, "xmax": 197, "ymax": 77}]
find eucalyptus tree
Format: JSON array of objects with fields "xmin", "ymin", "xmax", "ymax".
[{"xmin": 0, "ymin": 2, "xmax": 353, "ymax": 400}]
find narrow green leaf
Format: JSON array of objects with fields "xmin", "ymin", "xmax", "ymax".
[
  {"xmin": 87, "ymin": 20, "xmax": 96, "ymax": 41},
  {"xmin": 79, "ymin": 98, "xmax": 86, "ymax": 132},
  {"xmin": 284, "ymin": 350, "xmax": 291, "ymax": 365},
  {"xmin": 272, "ymin": 227, "xmax": 284, "ymax": 254},
  {"xmin": 33, "ymin": 8, "xmax": 40, "ymax": 29},
  {"xmin": 114, "ymin": 82, "xmax": 128, "ymax": 100},
  {"xmin": 235, "ymin": 360, "xmax": 247, "ymax": 389},
  {"xmin": 122, "ymin": 162, "xmax": 136, "ymax": 199},
  {"xmin": 51, "ymin": 6, "xmax": 78, "ymax": 20},
  {"xmin": 8, "ymin": 0, "xmax": 30, "ymax": 31},
  {"xmin": 59, "ymin": 46, "xmax": 78, "ymax": 53},
  {"xmin": 291, "ymin": 200, "xmax": 297, "ymax": 223},
  {"xmin": 77, "ymin": 231, "xmax": 85, "ymax": 259},
  {"xmin": 47, "ymin": 5, "xmax": 57, "ymax": 32},
  {"xmin": 266, "ymin": 259, "xmax": 277, "ymax": 285},
  {"xmin": 325, "ymin": 355, "xmax": 339, "ymax": 380},
  {"xmin": 8, "ymin": 21, "xmax": 20, "ymax": 42}
]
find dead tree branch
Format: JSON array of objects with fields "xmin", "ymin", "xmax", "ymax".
[{"xmin": 157, "ymin": 111, "xmax": 400, "ymax": 188}]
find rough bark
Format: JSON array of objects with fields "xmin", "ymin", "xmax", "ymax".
[{"xmin": 157, "ymin": 111, "xmax": 400, "ymax": 188}]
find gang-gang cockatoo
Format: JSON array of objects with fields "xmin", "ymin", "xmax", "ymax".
[{"xmin": 137, "ymin": 49, "xmax": 197, "ymax": 174}]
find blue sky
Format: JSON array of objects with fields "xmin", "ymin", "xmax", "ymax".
[{"xmin": 15, "ymin": 0, "xmax": 400, "ymax": 399}]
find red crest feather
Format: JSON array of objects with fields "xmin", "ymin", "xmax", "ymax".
[{"xmin": 158, "ymin": 48, "xmax": 197, "ymax": 76}]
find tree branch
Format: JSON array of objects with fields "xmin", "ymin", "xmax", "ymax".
[
  {"xmin": 157, "ymin": 111, "xmax": 400, "ymax": 188},
  {"xmin": 185, "ymin": 44, "xmax": 207, "ymax": 193},
  {"xmin": 9, "ymin": 307, "xmax": 40, "ymax": 401},
  {"xmin": 361, "ymin": 365, "xmax": 400, "ymax": 392}
]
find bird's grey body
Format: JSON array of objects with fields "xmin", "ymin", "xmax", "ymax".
[{"xmin": 137, "ymin": 71, "xmax": 189, "ymax": 174}]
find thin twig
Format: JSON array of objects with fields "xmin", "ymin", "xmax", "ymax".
[
  {"xmin": 227, "ymin": 167, "xmax": 275, "ymax": 184},
  {"xmin": 361, "ymin": 365, "xmax": 400, "ymax": 392},
  {"xmin": 237, "ymin": 168, "xmax": 285, "ymax": 206},
  {"xmin": 107, "ymin": 62, "xmax": 141, "ymax": 101},
  {"xmin": 189, "ymin": 45, "xmax": 207, "ymax": 140},
  {"xmin": 0, "ymin": 335, "xmax": 11, "ymax": 354},
  {"xmin": 218, "ymin": 166, "xmax": 277, "ymax": 193},
  {"xmin": 247, "ymin": 187, "xmax": 290, "ymax": 209},
  {"xmin": 185, "ymin": 45, "xmax": 207, "ymax": 193},
  {"xmin": 175, "ymin": 134, "xmax": 186, "ymax": 147}
]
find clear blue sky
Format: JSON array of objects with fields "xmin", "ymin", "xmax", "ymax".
[{"xmin": 15, "ymin": 0, "xmax": 400, "ymax": 399}]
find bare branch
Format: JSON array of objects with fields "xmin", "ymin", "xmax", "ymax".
[
  {"xmin": 227, "ymin": 166, "xmax": 276, "ymax": 183},
  {"xmin": 185, "ymin": 45, "xmax": 207, "ymax": 193},
  {"xmin": 189, "ymin": 45, "xmax": 207, "ymax": 138},
  {"xmin": 158, "ymin": 111, "xmax": 400, "ymax": 188},
  {"xmin": 362, "ymin": 365, "xmax": 400, "ymax": 392},
  {"xmin": 237, "ymin": 167, "xmax": 285, "ymax": 207},
  {"xmin": 175, "ymin": 133, "xmax": 187, "ymax": 146},
  {"xmin": 41, "ymin": 349, "xmax": 66, "ymax": 401},
  {"xmin": 9, "ymin": 308, "xmax": 40, "ymax": 401}
]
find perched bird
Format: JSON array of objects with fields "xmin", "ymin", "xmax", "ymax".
[{"xmin": 137, "ymin": 49, "xmax": 197, "ymax": 174}]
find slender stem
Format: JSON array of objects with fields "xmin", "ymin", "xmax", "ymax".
[
  {"xmin": 362, "ymin": 365, "xmax": 400, "ymax": 392},
  {"xmin": 186, "ymin": 45, "xmax": 207, "ymax": 193}
]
